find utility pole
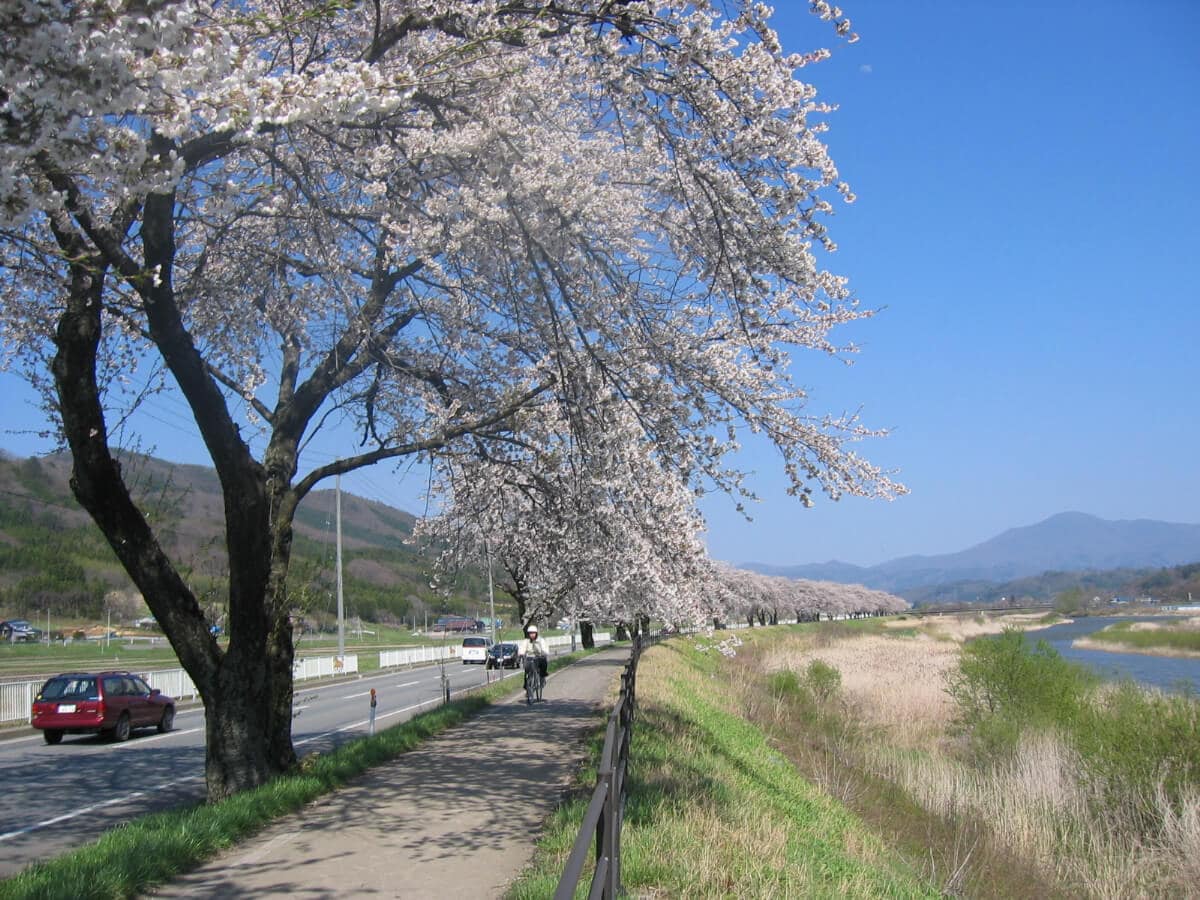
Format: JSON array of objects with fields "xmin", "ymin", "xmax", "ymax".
[
  {"xmin": 486, "ymin": 541, "xmax": 497, "ymax": 646},
  {"xmin": 336, "ymin": 475, "xmax": 345, "ymax": 667}
]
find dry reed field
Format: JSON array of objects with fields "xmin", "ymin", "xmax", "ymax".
[
  {"xmin": 746, "ymin": 615, "xmax": 1200, "ymax": 898},
  {"xmin": 762, "ymin": 614, "xmax": 1051, "ymax": 751}
]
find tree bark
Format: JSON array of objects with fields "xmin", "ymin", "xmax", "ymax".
[
  {"xmin": 579, "ymin": 619, "xmax": 594, "ymax": 649},
  {"xmin": 47, "ymin": 201, "xmax": 298, "ymax": 800}
]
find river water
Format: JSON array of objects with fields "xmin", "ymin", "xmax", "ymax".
[{"xmin": 1029, "ymin": 616, "xmax": 1200, "ymax": 694}]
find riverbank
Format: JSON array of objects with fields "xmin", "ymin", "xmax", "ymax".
[
  {"xmin": 508, "ymin": 628, "xmax": 939, "ymax": 898},
  {"xmin": 1073, "ymin": 618, "xmax": 1200, "ymax": 660},
  {"xmin": 533, "ymin": 615, "xmax": 1200, "ymax": 898}
]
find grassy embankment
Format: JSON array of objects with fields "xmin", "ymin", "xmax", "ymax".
[
  {"xmin": 1074, "ymin": 617, "xmax": 1200, "ymax": 657},
  {"xmin": 513, "ymin": 614, "xmax": 1200, "ymax": 898},
  {"xmin": 508, "ymin": 630, "xmax": 938, "ymax": 899},
  {"xmin": 745, "ymin": 616, "xmax": 1200, "ymax": 896},
  {"xmin": 0, "ymin": 650, "xmax": 593, "ymax": 900}
]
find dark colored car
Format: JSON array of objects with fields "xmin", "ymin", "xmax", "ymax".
[
  {"xmin": 1, "ymin": 619, "xmax": 42, "ymax": 642},
  {"xmin": 486, "ymin": 642, "xmax": 520, "ymax": 670},
  {"xmin": 31, "ymin": 672, "xmax": 175, "ymax": 745}
]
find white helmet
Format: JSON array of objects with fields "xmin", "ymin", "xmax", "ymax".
[{"xmin": 528, "ymin": 625, "xmax": 539, "ymax": 634}]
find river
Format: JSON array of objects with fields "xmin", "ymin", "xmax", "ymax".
[{"xmin": 1030, "ymin": 616, "xmax": 1200, "ymax": 694}]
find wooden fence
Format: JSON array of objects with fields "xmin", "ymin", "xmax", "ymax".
[{"xmin": 554, "ymin": 635, "xmax": 655, "ymax": 899}]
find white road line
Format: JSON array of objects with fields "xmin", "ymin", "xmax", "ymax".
[
  {"xmin": 112, "ymin": 726, "xmax": 203, "ymax": 748},
  {"xmin": 0, "ymin": 708, "xmax": 205, "ymax": 748},
  {"xmin": 0, "ymin": 775, "xmax": 204, "ymax": 844},
  {"xmin": 0, "ymin": 667, "xmax": 524, "ymax": 842}
]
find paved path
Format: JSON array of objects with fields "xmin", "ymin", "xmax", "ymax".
[{"xmin": 149, "ymin": 648, "xmax": 629, "ymax": 899}]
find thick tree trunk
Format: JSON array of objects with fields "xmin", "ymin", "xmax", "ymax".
[
  {"xmin": 205, "ymin": 655, "xmax": 272, "ymax": 796},
  {"xmin": 50, "ymin": 241, "xmax": 297, "ymax": 801},
  {"xmin": 579, "ymin": 620, "xmax": 595, "ymax": 649}
]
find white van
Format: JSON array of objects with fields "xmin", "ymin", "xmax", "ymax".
[{"xmin": 461, "ymin": 636, "xmax": 493, "ymax": 664}]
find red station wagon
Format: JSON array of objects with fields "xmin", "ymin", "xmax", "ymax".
[{"xmin": 31, "ymin": 672, "xmax": 176, "ymax": 745}]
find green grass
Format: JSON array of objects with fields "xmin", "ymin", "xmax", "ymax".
[
  {"xmin": 507, "ymin": 635, "xmax": 937, "ymax": 899},
  {"xmin": 1086, "ymin": 620, "xmax": 1200, "ymax": 654},
  {"xmin": 0, "ymin": 648, "xmax": 602, "ymax": 900}
]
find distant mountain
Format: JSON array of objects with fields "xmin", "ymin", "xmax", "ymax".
[
  {"xmin": 0, "ymin": 449, "xmax": 416, "ymax": 553},
  {"xmin": 0, "ymin": 451, "xmax": 482, "ymax": 625},
  {"xmin": 746, "ymin": 512, "xmax": 1200, "ymax": 599}
]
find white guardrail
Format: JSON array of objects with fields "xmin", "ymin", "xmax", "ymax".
[
  {"xmin": 0, "ymin": 651, "xmax": 361, "ymax": 726},
  {"xmin": 378, "ymin": 632, "xmax": 611, "ymax": 669},
  {"xmin": 0, "ymin": 635, "xmax": 611, "ymax": 726}
]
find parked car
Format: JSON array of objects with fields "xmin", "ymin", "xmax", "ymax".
[
  {"xmin": 31, "ymin": 672, "xmax": 176, "ymax": 744},
  {"xmin": 486, "ymin": 642, "xmax": 520, "ymax": 670},
  {"xmin": 460, "ymin": 635, "xmax": 493, "ymax": 664},
  {"xmin": 0, "ymin": 619, "xmax": 42, "ymax": 642}
]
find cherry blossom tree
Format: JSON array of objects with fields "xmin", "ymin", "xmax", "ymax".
[
  {"xmin": 1, "ymin": 0, "xmax": 900, "ymax": 799},
  {"xmin": 418, "ymin": 364, "xmax": 712, "ymax": 640},
  {"xmin": 706, "ymin": 566, "xmax": 907, "ymax": 626}
]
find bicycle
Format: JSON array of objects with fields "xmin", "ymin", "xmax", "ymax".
[{"xmin": 523, "ymin": 655, "xmax": 544, "ymax": 705}]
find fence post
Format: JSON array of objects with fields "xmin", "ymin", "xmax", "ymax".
[{"xmin": 555, "ymin": 640, "xmax": 649, "ymax": 900}]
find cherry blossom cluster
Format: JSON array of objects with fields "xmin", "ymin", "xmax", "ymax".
[
  {"xmin": 2, "ymin": 1, "xmax": 905, "ymax": 634},
  {"xmin": 705, "ymin": 563, "xmax": 909, "ymax": 625}
]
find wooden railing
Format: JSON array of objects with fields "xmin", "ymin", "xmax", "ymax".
[{"xmin": 554, "ymin": 635, "xmax": 653, "ymax": 899}]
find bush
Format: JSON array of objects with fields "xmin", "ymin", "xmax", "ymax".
[
  {"xmin": 1074, "ymin": 681, "xmax": 1200, "ymax": 823},
  {"xmin": 1054, "ymin": 587, "xmax": 1086, "ymax": 616},
  {"xmin": 767, "ymin": 669, "xmax": 803, "ymax": 700},
  {"xmin": 947, "ymin": 628, "xmax": 1095, "ymax": 757},
  {"xmin": 804, "ymin": 659, "xmax": 842, "ymax": 704},
  {"xmin": 768, "ymin": 661, "xmax": 842, "ymax": 704}
]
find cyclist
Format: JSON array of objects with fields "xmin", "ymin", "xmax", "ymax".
[{"xmin": 518, "ymin": 624, "xmax": 549, "ymax": 691}]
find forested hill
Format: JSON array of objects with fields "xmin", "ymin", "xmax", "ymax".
[
  {"xmin": 749, "ymin": 511, "xmax": 1200, "ymax": 600},
  {"xmin": 0, "ymin": 451, "xmax": 483, "ymax": 627},
  {"xmin": 898, "ymin": 561, "xmax": 1200, "ymax": 608}
]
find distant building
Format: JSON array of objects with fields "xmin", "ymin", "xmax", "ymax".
[{"xmin": 435, "ymin": 615, "xmax": 480, "ymax": 633}]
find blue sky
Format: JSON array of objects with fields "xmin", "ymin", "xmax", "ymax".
[
  {"xmin": 3, "ymin": 2, "xmax": 1198, "ymax": 568},
  {"xmin": 700, "ymin": 0, "xmax": 1200, "ymax": 566}
]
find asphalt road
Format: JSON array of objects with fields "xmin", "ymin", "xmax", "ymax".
[{"xmin": 0, "ymin": 659, "xmax": 522, "ymax": 878}]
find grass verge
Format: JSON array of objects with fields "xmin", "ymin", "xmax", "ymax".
[
  {"xmin": 744, "ymin": 617, "xmax": 1200, "ymax": 897},
  {"xmin": 507, "ymin": 632, "xmax": 937, "ymax": 899},
  {"xmin": 1076, "ymin": 618, "xmax": 1200, "ymax": 656},
  {"xmin": 0, "ymin": 649, "xmax": 601, "ymax": 900}
]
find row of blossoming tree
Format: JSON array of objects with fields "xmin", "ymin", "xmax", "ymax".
[
  {"xmin": 1, "ymin": 0, "xmax": 903, "ymax": 802},
  {"xmin": 710, "ymin": 566, "xmax": 909, "ymax": 627}
]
